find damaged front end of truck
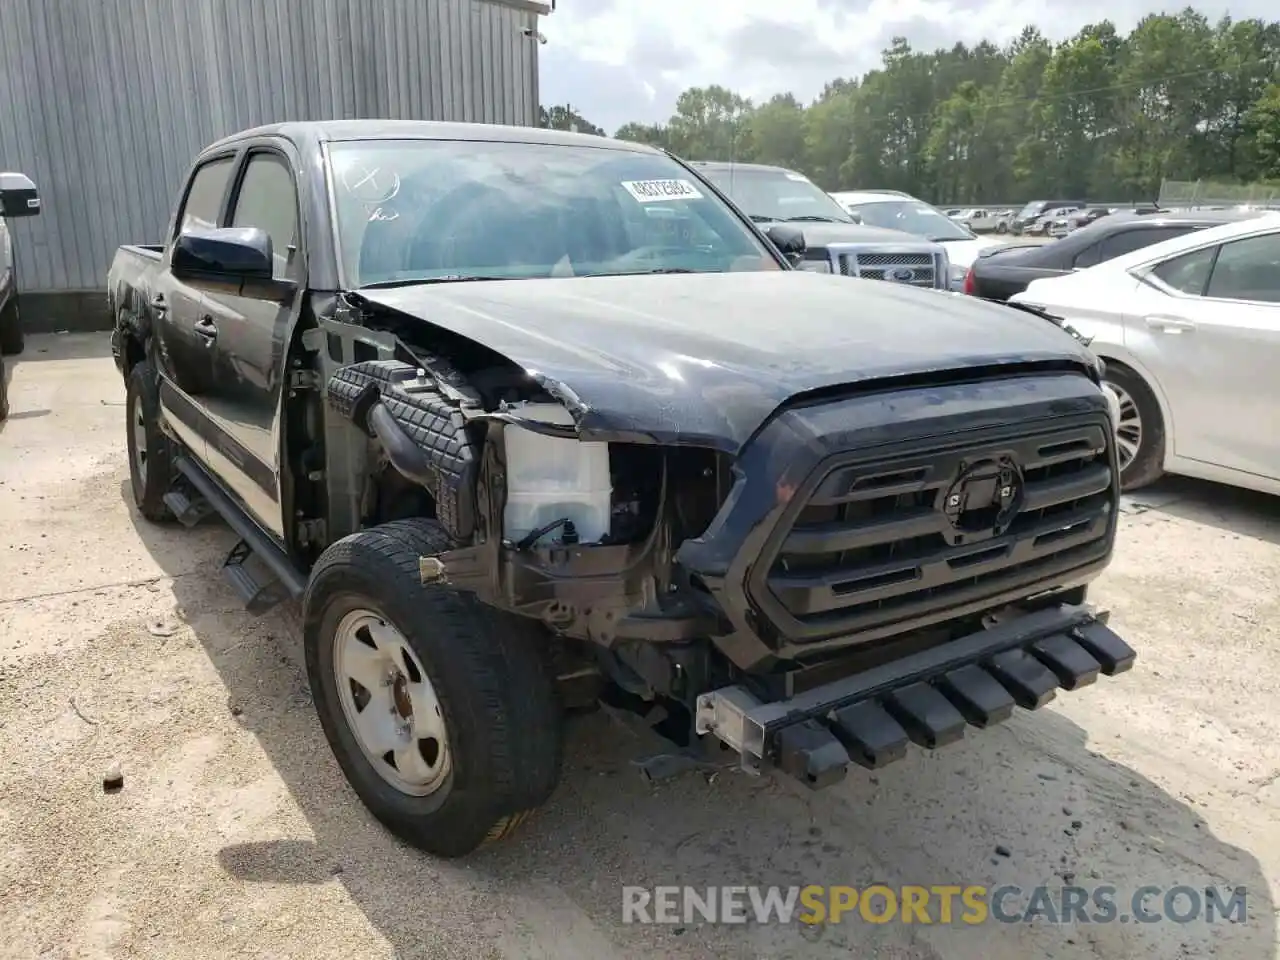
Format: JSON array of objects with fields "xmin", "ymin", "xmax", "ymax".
[{"xmin": 301, "ymin": 273, "xmax": 1136, "ymax": 792}]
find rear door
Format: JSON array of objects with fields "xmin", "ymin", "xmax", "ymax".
[
  {"xmin": 193, "ymin": 142, "xmax": 304, "ymax": 539},
  {"xmin": 1127, "ymin": 229, "xmax": 1280, "ymax": 480},
  {"xmin": 154, "ymin": 153, "xmax": 239, "ymax": 459}
]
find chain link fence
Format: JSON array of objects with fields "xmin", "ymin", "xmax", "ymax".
[{"xmin": 1158, "ymin": 179, "xmax": 1280, "ymax": 209}]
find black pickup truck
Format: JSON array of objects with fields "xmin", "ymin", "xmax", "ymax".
[{"xmin": 109, "ymin": 121, "xmax": 1134, "ymax": 858}]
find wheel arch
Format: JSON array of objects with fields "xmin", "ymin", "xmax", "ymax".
[{"xmin": 1088, "ymin": 345, "xmax": 1175, "ymax": 467}]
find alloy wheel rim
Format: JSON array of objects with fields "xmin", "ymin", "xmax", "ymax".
[{"xmin": 1107, "ymin": 382, "xmax": 1143, "ymax": 471}]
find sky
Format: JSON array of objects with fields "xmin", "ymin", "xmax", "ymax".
[{"xmin": 537, "ymin": 0, "xmax": 1272, "ymax": 135}]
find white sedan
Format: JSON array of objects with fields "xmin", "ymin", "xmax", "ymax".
[{"xmin": 1011, "ymin": 214, "xmax": 1280, "ymax": 495}]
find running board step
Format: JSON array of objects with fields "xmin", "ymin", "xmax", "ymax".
[
  {"xmin": 222, "ymin": 539, "xmax": 291, "ymax": 615},
  {"xmin": 163, "ymin": 488, "xmax": 215, "ymax": 528},
  {"xmin": 172, "ymin": 455, "xmax": 308, "ymax": 615}
]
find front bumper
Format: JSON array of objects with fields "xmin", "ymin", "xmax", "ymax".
[{"xmin": 695, "ymin": 602, "xmax": 1135, "ymax": 788}]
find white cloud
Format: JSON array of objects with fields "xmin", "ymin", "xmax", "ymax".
[{"xmin": 538, "ymin": 0, "xmax": 1274, "ymax": 134}]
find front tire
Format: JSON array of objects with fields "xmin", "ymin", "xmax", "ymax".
[
  {"xmin": 1103, "ymin": 363, "xmax": 1165, "ymax": 491},
  {"xmin": 303, "ymin": 519, "xmax": 563, "ymax": 858},
  {"xmin": 0, "ymin": 297, "xmax": 23, "ymax": 356},
  {"xmin": 125, "ymin": 360, "xmax": 175, "ymax": 521}
]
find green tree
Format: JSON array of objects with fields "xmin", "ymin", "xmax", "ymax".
[
  {"xmin": 538, "ymin": 104, "xmax": 605, "ymax": 136},
  {"xmin": 613, "ymin": 122, "xmax": 673, "ymax": 150},
  {"xmin": 592, "ymin": 5, "xmax": 1280, "ymax": 204},
  {"xmin": 665, "ymin": 85, "xmax": 755, "ymax": 160},
  {"xmin": 1246, "ymin": 84, "xmax": 1280, "ymax": 178},
  {"xmin": 747, "ymin": 94, "xmax": 807, "ymax": 170}
]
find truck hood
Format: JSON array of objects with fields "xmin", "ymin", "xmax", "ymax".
[
  {"xmin": 757, "ymin": 219, "xmax": 930, "ymax": 247},
  {"xmin": 355, "ymin": 272, "xmax": 1101, "ymax": 453},
  {"xmin": 934, "ymin": 237, "xmax": 1004, "ymax": 269}
]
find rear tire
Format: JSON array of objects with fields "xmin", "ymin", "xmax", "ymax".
[
  {"xmin": 1102, "ymin": 362, "xmax": 1165, "ymax": 491},
  {"xmin": 0, "ymin": 353, "xmax": 9, "ymax": 421},
  {"xmin": 303, "ymin": 518, "xmax": 563, "ymax": 858},
  {"xmin": 125, "ymin": 360, "xmax": 175, "ymax": 521},
  {"xmin": 0, "ymin": 297, "xmax": 23, "ymax": 356}
]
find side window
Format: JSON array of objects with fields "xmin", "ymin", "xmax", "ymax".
[
  {"xmin": 177, "ymin": 157, "xmax": 234, "ymax": 236},
  {"xmin": 1149, "ymin": 246, "xmax": 1217, "ymax": 296},
  {"xmin": 1205, "ymin": 233, "xmax": 1280, "ymax": 303},
  {"xmin": 1073, "ymin": 242, "xmax": 1104, "ymax": 269},
  {"xmin": 229, "ymin": 153, "xmax": 299, "ymax": 278},
  {"xmin": 1099, "ymin": 226, "xmax": 1195, "ymax": 262}
]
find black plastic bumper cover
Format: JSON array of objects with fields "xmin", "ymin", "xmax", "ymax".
[{"xmin": 698, "ymin": 604, "xmax": 1134, "ymax": 790}]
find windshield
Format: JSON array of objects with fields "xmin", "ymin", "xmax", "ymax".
[
  {"xmin": 1016, "ymin": 202, "xmax": 1045, "ymax": 220},
  {"xmin": 696, "ymin": 167, "xmax": 854, "ymax": 224},
  {"xmin": 844, "ymin": 200, "xmax": 972, "ymax": 241},
  {"xmin": 326, "ymin": 140, "xmax": 779, "ymax": 287}
]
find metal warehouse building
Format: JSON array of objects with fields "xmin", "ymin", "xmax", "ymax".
[{"xmin": 0, "ymin": 0, "xmax": 549, "ymax": 332}]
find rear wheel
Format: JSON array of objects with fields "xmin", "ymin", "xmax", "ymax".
[
  {"xmin": 125, "ymin": 360, "xmax": 175, "ymax": 521},
  {"xmin": 1103, "ymin": 363, "xmax": 1165, "ymax": 491},
  {"xmin": 304, "ymin": 518, "xmax": 563, "ymax": 858},
  {"xmin": 0, "ymin": 297, "xmax": 22, "ymax": 356}
]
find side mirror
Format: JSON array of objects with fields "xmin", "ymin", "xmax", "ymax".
[
  {"xmin": 173, "ymin": 227, "xmax": 273, "ymax": 278},
  {"xmin": 171, "ymin": 227, "xmax": 295, "ymax": 302},
  {"xmin": 765, "ymin": 224, "xmax": 806, "ymax": 264},
  {"xmin": 0, "ymin": 172, "xmax": 41, "ymax": 218},
  {"xmin": 848, "ymin": 211, "xmax": 863, "ymax": 224}
]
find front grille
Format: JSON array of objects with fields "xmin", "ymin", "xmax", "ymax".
[
  {"xmin": 834, "ymin": 250, "xmax": 943, "ymax": 289},
  {"xmin": 760, "ymin": 420, "xmax": 1115, "ymax": 642}
]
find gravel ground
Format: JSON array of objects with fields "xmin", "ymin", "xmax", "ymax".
[{"xmin": 1, "ymin": 334, "xmax": 1278, "ymax": 960}]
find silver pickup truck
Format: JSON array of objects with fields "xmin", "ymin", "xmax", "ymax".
[
  {"xmin": 690, "ymin": 161, "xmax": 951, "ymax": 289},
  {"xmin": 0, "ymin": 172, "xmax": 42, "ymax": 420}
]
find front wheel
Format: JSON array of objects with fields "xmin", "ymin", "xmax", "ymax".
[
  {"xmin": 303, "ymin": 518, "xmax": 563, "ymax": 858},
  {"xmin": 1103, "ymin": 364, "xmax": 1165, "ymax": 491},
  {"xmin": 0, "ymin": 297, "xmax": 23, "ymax": 356}
]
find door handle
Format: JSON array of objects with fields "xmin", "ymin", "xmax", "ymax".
[
  {"xmin": 150, "ymin": 294, "xmax": 167, "ymax": 315},
  {"xmin": 194, "ymin": 316, "xmax": 218, "ymax": 344},
  {"xmin": 1144, "ymin": 315, "xmax": 1196, "ymax": 334}
]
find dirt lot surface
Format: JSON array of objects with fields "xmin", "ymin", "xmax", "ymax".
[{"xmin": 2, "ymin": 334, "xmax": 1278, "ymax": 960}]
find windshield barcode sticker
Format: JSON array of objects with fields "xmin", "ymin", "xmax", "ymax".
[{"xmin": 621, "ymin": 179, "xmax": 704, "ymax": 202}]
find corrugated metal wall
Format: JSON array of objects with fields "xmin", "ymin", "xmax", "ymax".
[{"xmin": 0, "ymin": 0, "xmax": 544, "ymax": 293}]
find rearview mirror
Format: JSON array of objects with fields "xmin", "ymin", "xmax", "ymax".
[
  {"xmin": 171, "ymin": 227, "xmax": 296, "ymax": 302},
  {"xmin": 0, "ymin": 172, "xmax": 41, "ymax": 218},
  {"xmin": 764, "ymin": 224, "xmax": 806, "ymax": 264}
]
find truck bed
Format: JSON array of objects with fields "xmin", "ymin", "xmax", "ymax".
[{"xmin": 120, "ymin": 243, "xmax": 163, "ymax": 259}]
